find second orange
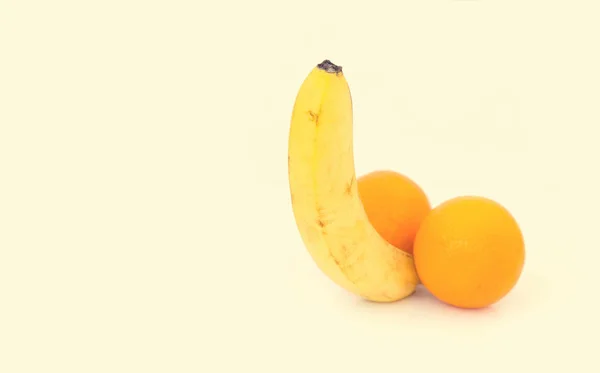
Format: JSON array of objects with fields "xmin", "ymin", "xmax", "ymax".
[{"xmin": 358, "ymin": 170, "xmax": 431, "ymax": 255}]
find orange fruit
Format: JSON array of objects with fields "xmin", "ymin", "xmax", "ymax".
[
  {"xmin": 413, "ymin": 196, "xmax": 525, "ymax": 309},
  {"xmin": 357, "ymin": 170, "xmax": 431, "ymax": 254}
]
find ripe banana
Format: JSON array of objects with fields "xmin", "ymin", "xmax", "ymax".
[{"xmin": 288, "ymin": 60, "xmax": 419, "ymax": 302}]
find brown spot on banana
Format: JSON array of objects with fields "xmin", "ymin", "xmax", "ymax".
[
  {"xmin": 317, "ymin": 205, "xmax": 325, "ymax": 218},
  {"xmin": 316, "ymin": 206, "xmax": 332, "ymax": 229},
  {"xmin": 307, "ymin": 110, "xmax": 319, "ymax": 125},
  {"xmin": 345, "ymin": 176, "xmax": 355, "ymax": 195}
]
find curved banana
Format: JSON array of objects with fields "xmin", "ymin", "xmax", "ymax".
[{"xmin": 288, "ymin": 60, "xmax": 419, "ymax": 302}]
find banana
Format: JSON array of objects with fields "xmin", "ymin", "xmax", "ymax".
[{"xmin": 287, "ymin": 60, "xmax": 419, "ymax": 302}]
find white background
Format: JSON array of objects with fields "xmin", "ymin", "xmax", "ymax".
[{"xmin": 1, "ymin": 1, "xmax": 599, "ymax": 372}]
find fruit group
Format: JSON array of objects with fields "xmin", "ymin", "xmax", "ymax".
[
  {"xmin": 413, "ymin": 196, "xmax": 525, "ymax": 309},
  {"xmin": 358, "ymin": 170, "xmax": 431, "ymax": 254},
  {"xmin": 288, "ymin": 60, "xmax": 419, "ymax": 302}
]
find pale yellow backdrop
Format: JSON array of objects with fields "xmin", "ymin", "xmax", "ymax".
[{"xmin": 1, "ymin": 0, "xmax": 598, "ymax": 372}]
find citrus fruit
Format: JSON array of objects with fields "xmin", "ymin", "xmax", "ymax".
[
  {"xmin": 413, "ymin": 196, "xmax": 525, "ymax": 309},
  {"xmin": 357, "ymin": 170, "xmax": 431, "ymax": 254}
]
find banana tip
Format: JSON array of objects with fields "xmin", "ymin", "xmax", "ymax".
[{"xmin": 317, "ymin": 59, "xmax": 343, "ymax": 74}]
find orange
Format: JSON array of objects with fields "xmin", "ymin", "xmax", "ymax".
[
  {"xmin": 413, "ymin": 196, "xmax": 525, "ymax": 309},
  {"xmin": 357, "ymin": 170, "xmax": 431, "ymax": 254}
]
